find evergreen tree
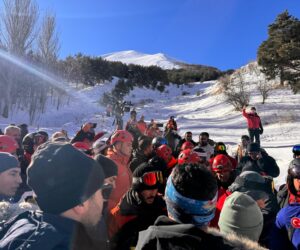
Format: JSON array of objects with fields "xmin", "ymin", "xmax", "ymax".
[{"xmin": 257, "ymin": 11, "xmax": 300, "ymax": 93}]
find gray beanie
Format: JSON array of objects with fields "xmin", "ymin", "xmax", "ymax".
[
  {"xmin": 218, "ymin": 192, "xmax": 263, "ymax": 241},
  {"xmin": 0, "ymin": 152, "xmax": 19, "ymax": 173}
]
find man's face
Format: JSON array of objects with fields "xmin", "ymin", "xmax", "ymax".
[
  {"xmin": 140, "ymin": 189, "xmax": 158, "ymax": 204},
  {"xmin": 248, "ymin": 151, "xmax": 261, "ymax": 160},
  {"xmin": 83, "ymin": 189, "xmax": 104, "ymax": 227},
  {"xmin": 144, "ymin": 144, "xmax": 153, "ymax": 156},
  {"xmin": 215, "ymin": 171, "xmax": 231, "ymax": 183},
  {"xmin": 294, "ymin": 178, "xmax": 300, "ymax": 192},
  {"xmin": 185, "ymin": 133, "xmax": 192, "ymax": 141},
  {"xmin": 6, "ymin": 129, "xmax": 21, "ymax": 143},
  {"xmin": 199, "ymin": 135, "xmax": 208, "ymax": 146},
  {"xmin": 120, "ymin": 141, "xmax": 133, "ymax": 157},
  {"xmin": 242, "ymin": 139, "xmax": 249, "ymax": 147},
  {"xmin": 0, "ymin": 168, "xmax": 22, "ymax": 197}
]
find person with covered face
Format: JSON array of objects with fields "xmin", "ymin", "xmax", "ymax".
[{"xmin": 108, "ymin": 162, "xmax": 166, "ymax": 250}]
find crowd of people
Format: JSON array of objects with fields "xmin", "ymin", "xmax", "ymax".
[{"xmin": 0, "ymin": 108, "xmax": 299, "ymax": 250}]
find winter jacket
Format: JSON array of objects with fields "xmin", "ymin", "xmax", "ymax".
[
  {"xmin": 108, "ymin": 189, "xmax": 167, "ymax": 250},
  {"xmin": 270, "ymin": 203, "xmax": 300, "ymax": 250},
  {"xmin": 195, "ymin": 144, "xmax": 215, "ymax": 159},
  {"xmin": 210, "ymin": 172, "xmax": 236, "ymax": 228},
  {"xmin": 237, "ymin": 151, "xmax": 280, "ymax": 178},
  {"xmin": 210, "ymin": 187, "xmax": 232, "ymax": 228},
  {"xmin": 242, "ymin": 109, "xmax": 263, "ymax": 130},
  {"xmin": 0, "ymin": 211, "xmax": 75, "ymax": 250},
  {"xmin": 129, "ymin": 150, "xmax": 151, "ymax": 172},
  {"xmin": 107, "ymin": 149, "xmax": 132, "ymax": 211},
  {"xmin": 136, "ymin": 216, "xmax": 267, "ymax": 250}
]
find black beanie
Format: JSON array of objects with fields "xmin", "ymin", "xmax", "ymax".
[
  {"xmin": 247, "ymin": 143, "xmax": 260, "ymax": 153},
  {"xmin": 27, "ymin": 142, "xmax": 104, "ymax": 214},
  {"xmin": 94, "ymin": 154, "xmax": 118, "ymax": 178},
  {"xmin": 132, "ymin": 162, "xmax": 162, "ymax": 191}
]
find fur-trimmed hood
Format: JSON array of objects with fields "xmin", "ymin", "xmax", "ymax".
[
  {"xmin": 136, "ymin": 215, "xmax": 267, "ymax": 250},
  {"xmin": 206, "ymin": 226, "xmax": 267, "ymax": 250},
  {"xmin": 0, "ymin": 201, "xmax": 39, "ymax": 222}
]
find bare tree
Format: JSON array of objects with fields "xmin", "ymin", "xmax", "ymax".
[
  {"xmin": 37, "ymin": 12, "xmax": 60, "ymax": 66},
  {"xmin": 1, "ymin": 0, "xmax": 39, "ymax": 56},
  {"xmin": 220, "ymin": 71, "xmax": 250, "ymax": 110},
  {"xmin": 258, "ymin": 80, "xmax": 272, "ymax": 104}
]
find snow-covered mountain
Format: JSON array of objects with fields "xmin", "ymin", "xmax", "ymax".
[{"xmin": 101, "ymin": 50, "xmax": 183, "ymax": 69}]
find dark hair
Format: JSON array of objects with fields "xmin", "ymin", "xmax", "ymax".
[
  {"xmin": 139, "ymin": 137, "xmax": 152, "ymax": 151},
  {"xmin": 241, "ymin": 135, "xmax": 250, "ymax": 141},
  {"xmin": 199, "ymin": 132, "xmax": 209, "ymax": 138},
  {"xmin": 172, "ymin": 164, "xmax": 217, "ymax": 200},
  {"xmin": 185, "ymin": 131, "xmax": 192, "ymax": 135}
]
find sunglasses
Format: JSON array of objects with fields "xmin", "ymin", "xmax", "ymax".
[
  {"xmin": 102, "ymin": 184, "xmax": 113, "ymax": 200},
  {"xmin": 134, "ymin": 171, "xmax": 164, "ymax": 186}
]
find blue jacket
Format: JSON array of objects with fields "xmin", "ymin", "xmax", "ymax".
[
  {"xmin": 0, "ymin": 211, "xmax": 77, "ymax": 250},
  {"xmin": 270, "ymin": 203, "xmax": 300, "ymax": 250}
]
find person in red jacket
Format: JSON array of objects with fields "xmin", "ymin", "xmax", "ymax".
[
  {"xmin": 242, "ymin": 106, "xmax": 263, "ymax": 146},
  {"xmin": 209, "ymin": 154, "xmax": 236, "ymax": 228},
  {"xmin": 106, "ymin": 130, "xmax": 134, "ymax": 211}
]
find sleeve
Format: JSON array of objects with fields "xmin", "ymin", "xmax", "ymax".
[
  {"xmin": 242, "ymin": 108, "xmax": 249, "ymax": 118},
  {"xmin": 270, "ymin": 209, "xmax": 291, "ymax": 250},
  {"xmin": 259, "ymin": 120, "xmax": 264, "ymax": 133}
]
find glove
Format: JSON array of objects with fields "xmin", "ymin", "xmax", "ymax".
[{"xmin": 259, "ymin": 129, "xmax": 263, "ymax": 135}]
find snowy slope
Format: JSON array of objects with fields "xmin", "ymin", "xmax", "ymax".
[
  {"xmin": 0, "ymin": 61, "xmax": 299, "ymax": 188},
  {"xmin": 101, "ymin": 50, "xmax": 182, "ymax": 69}
]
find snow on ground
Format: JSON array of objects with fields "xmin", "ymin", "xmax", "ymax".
[
  {"xmin": 101, "ymin": 50, "xmax": 182, "ymax": 70},
  {"xmin": 0, "ymin": 64, "xmax": 299, "ymax": 187},
  {"xmin": 124, "ymin": 80, "xmax": 300, "ymax": 187}
]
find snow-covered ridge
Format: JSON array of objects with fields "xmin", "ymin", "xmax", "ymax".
[{"xmin": 101, "ymin": 50, "xmax": 182, "ymax": 70}]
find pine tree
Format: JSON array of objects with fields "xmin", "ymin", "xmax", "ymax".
[{"xmin": 257, "ymin": 11, "xmax": 300, "ymax": 93}]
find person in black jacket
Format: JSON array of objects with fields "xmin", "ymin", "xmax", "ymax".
[
  {"xmin": 175, "ymin": 131, "xmax": 197, "ymax": 157},
  {"xmin": 108, "ymin": 163, "xmax": 167, "ymax": 250},
  {"xmin": 237, "ymin": 143, "xmax": 280, "ymax": 178},
  {"xmin": 129, "ymin": 137, "xmax": 153, "ymax": 172},
  {"xmin": 136, "ymin": 164, "xmax": 267, "ymax": 250},
  {"xmin": 0, "ymin": 142, "xmax": 108, "ymax": 250}
]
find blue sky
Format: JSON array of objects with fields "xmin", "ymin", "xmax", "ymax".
[{"xmin": 37, "ymin": 0, "xmax": 300, "ymax": 70}]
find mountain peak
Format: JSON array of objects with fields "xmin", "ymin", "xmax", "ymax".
[{"xmin": 101, "ymin": 50, "xmax": 182, "ymax": 69}]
